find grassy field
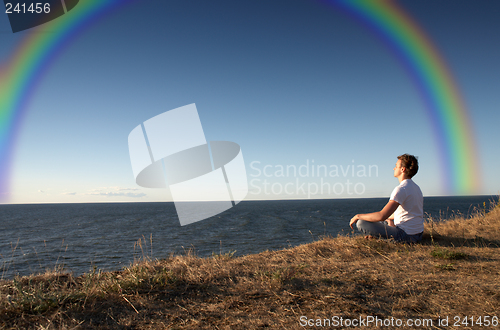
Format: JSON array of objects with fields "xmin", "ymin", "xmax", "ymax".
[{"xmin": 1, "ymin": 202, "xmax": 499, "ymax": 329}]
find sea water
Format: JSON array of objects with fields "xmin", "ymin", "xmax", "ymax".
[{"xmin": 0, "ymin": 195, "xmax": 496, "ymax": 279}]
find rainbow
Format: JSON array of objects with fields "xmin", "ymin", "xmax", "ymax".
[
  {"xmin": 325, "ymin": 0, "xmax": 480, "ymax": 195},
  {"xmin": 0, "ymin": 0, "xmax": 133, "ymax": 201},
  {"xmin": 0, "ymin": 0, "xmax": 481, "ymax": 202}
]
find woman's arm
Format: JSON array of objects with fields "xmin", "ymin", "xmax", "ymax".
[{"xmin": 350, "ymin": 200, "xmax": 400, "ymax": 229}]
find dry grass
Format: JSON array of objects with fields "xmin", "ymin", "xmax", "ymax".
[{"xmin": 1, "ymin": 204, "xmax": 499, "ymax": 329}]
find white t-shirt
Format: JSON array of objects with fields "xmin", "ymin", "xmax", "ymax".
[{"xmin": 390, "ymin": 179, "xmax": 424, "ymax": 235}]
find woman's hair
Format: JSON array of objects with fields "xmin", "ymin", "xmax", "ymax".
[{"xmin": 397, "ymin": 154, "xmax": 419, "ymax": 178}]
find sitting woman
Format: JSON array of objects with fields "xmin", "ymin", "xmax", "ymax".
[{"xmin": 349, "ymin": 154, "xmax": 424, "ymax": 243}]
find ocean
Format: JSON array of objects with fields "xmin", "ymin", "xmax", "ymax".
[{"xmin": 0, "ymin": 195, "xmax": 497, "ymax": 279}]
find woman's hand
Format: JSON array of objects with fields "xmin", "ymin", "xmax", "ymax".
[{"xmin": 350, "ymin": 215, "xmax": 360, "ymax": 229}]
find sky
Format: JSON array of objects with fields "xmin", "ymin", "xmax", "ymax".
[{"xmin": 1, "ymin": 0, "xmax": 500, "ymax": 204}]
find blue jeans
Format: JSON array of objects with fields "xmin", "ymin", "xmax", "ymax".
[{"xmin": 356, "ymin": 220, "xmax": 423, "ymax": 243}]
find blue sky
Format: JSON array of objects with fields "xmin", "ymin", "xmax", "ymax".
[{"xmin": 1, "ymin": 0, "xmax": 499, "ymax": 203}]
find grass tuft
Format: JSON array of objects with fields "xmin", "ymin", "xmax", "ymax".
[{"xmin": 430, "ymin": 248, "xmax": 468, "ymax": 260}]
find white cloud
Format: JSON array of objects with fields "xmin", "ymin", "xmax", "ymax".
[
  {"xmin": 87, "ymin": 191, "xmax": 146, "ymax": 198},
  {"xmin": 85, "ymin": 187, "xmax": 146, "ymax": 198}
]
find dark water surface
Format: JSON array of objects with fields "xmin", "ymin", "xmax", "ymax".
[{"xmin": 0, "ymin": 195, "xmax": 496, "ymax": 279}]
